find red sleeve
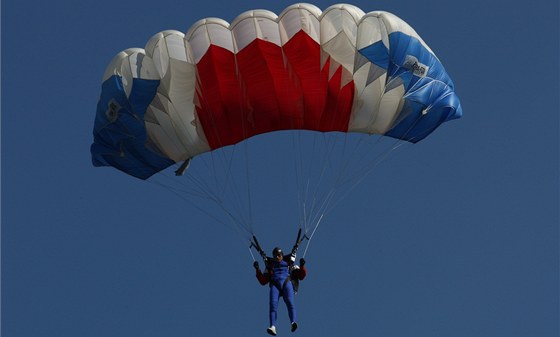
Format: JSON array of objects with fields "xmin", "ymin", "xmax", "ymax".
[
  {"xmin": 256, "ymin": 269, "xmax": 270, "ymax": 285},
  {"xmin": 292, "ymin": 265, "xmax": 307, "ymax": 280}
]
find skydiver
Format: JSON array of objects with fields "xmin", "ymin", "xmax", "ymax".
[{"xmin": 253, "ymin": 247, "xmax": 307, "ymax": 336}]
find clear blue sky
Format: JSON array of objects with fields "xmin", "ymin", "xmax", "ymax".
[{"xmin": 2, "ymin": 1, "xmax": 558, "ymax": 336}]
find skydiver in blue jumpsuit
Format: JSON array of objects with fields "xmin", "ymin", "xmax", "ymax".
[{"xmin": 254, "ymin": 247, "xmax": 307, "ymax": 336}]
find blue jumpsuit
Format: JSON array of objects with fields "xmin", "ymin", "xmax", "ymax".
[{"xmin": 268, "ymin": 259, "xmax": 296, "ymax": 327}]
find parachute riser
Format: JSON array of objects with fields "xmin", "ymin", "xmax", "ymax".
[
  {"xmin": 249, "ymin": 229, "xmax": 309, "ymax": 264},
  {"xmin": 290, "ymin": 228, "xmax": 309, "ymax": 257},
  {"xmin": 250, "ymin": 235, "xmax": 267, "ymax": 263}
]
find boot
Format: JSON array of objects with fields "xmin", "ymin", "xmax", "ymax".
[
  {"xmin": 291, "ymin": 322, "xmax": 298, "ymax": 332},
  {"xmin": 267, "ymin": 326, "xmax": 277, "ymax": 336}
]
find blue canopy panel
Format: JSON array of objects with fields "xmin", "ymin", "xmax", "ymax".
[
  {"xmin": 91, "ymin": 75, "xmax": 174, "ymax": 180},
  {"xmin": 358, "ymin": 32, "xmax": 462, "ymax": 143},
  {"xmin": 358, "ymin": 40, "xmax": 390, "ymax": 69}
]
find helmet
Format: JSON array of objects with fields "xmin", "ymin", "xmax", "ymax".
[{"xmin": 272, "ymin": 247, "xmax": 283, "ymax": 257}]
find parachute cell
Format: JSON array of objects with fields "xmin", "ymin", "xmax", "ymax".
[{"xmin": 91, "ymin": 3, "xmax": 462, "ymax": 179}]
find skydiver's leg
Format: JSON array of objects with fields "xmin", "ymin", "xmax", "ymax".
[
  {"xmin": 282, "ymin": 282, "xmax": 296, "ymax": 323},
  {"xmin": 269, "ymin": 286, "xmax": 280, "ymax": 327}
]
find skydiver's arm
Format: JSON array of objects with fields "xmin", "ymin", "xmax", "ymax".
[
  {"xmin": 256, "ymin": 268, "xmax": 270, "ymax": 285},
  {"xmin": 292, "ymin": 258, "xmax": 307, "ymax": 280},
  {"xmin": 292, "ymin": 265, "xmax": 307, "ymax": 280}
]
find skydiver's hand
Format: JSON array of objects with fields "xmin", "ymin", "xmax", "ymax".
[
  {"xmin": 253, "ymin": 261, "xmax": 260, "ymax": 270},
  {"xmin": 290, "ymin": 254, "xmax": 296, "ymax": 263},
  {"xmin": 299, "ymin": 258, "xmax": 305, "ymax": 267}
]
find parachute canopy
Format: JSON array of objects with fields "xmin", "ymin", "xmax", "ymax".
[{"xmin": 91, "ymin": 3, "xmax": 462, "ymax": 179}]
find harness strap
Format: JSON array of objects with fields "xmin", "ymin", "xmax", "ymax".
[{"xmin": 272, "ymin": 276, "xmax": 291, "ymax": 294}]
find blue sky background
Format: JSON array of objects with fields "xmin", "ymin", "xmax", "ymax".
[{"xmin": 2, "ymin": 1, "xmax": 559, "ymax": 336}]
